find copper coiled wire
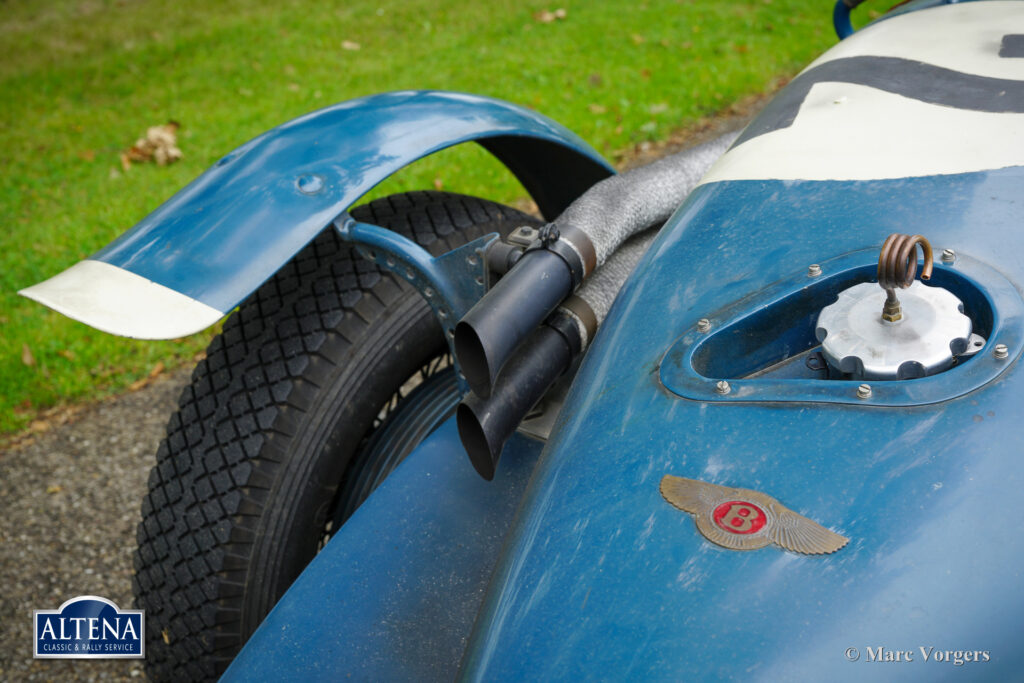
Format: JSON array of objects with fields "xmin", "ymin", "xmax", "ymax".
[
  {"xmin": 877, "ymin": 233, "xmax": 933, "ymax": 321},
  {"xmin": 878, "ymin": 233, "xmax": 933, "ymax": 294}
]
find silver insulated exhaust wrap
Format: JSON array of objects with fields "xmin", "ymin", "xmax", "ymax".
[
  {"xmin": 558, "ymin": 229, "xmax": 659, "ymax": 351},
  {"xmin": 556, "ymin": 131, "xmax": 738, "ymax": 267}
]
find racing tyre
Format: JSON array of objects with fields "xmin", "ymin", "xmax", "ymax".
[{"xmin": 132, "ymin": 191, "xmax": 540, "ymax": 681}]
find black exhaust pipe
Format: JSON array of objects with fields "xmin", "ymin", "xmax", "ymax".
[
  {"xmin": 455, "ymin": 226, "xmax": 595, "ymax": 399},
  {"xmin": 457, "ymin": 312, "xmax": 583, "ymax": 480}
]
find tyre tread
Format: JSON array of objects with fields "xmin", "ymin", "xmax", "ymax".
[{"xmin": 133, "ymin": 192, "xmax": 535, "ymax": 680}]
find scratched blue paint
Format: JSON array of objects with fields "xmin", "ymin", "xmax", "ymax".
[
  {"xmin": 222, "ymin": 418, "xmax": 542, "ymax": 682},
  {"xmin": 460, "ymin": 167, "xmax": 1024, "ymax": 681},
  {"xmin": 92, "ymin": 91, "xmax": 612, "ymax": 313}
]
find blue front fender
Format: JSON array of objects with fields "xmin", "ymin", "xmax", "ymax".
[{"xmin": 20, "ymin": 90, "xmax": 612, "ymax": 339}]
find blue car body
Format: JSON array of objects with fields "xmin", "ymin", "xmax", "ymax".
[{"xmin": 225, "ymin": 2, "xmax": 1024, "ymax": 679}]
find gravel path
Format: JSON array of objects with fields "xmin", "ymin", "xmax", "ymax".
[{"xmin": 0, "ymin": 369, "xmax": 190, "ymax": 682}]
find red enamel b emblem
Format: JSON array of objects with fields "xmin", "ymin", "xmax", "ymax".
[{"xmin": 712, "ymin": 501, "xmax": 767, "ymax": 535}]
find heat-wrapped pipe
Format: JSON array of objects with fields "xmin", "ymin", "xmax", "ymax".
[
  {"xmin": 455, "ymin": 131, "xmax": 738, "ymax": 398},
  {"xmin": 557, "ymin": 230, "xmax": 659, "ymax": 350},
  {"xmin": 458, "ymin": 230, "xmax": 658, "ymax": 479},
  {"xmin": 554, "ymin": 132, "xmax": 738, "ymax": 268}
]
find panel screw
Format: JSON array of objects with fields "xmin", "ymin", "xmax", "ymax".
[
  {"xmin": 856, "ymin": 383, "xmax": 872, "ymax": 399},
  {"xmin": 697, "ymin": 318, "xmax": 711, "ymax": 333},
  {"xmin": 994, "ymin": 343, "xmax": 1009, "ymax": 360},
  {"xmin": 715, "ymin": 380, "xmax": 731, "ymax": 395},
  {"xmin": 941, "ymin": 248, "xmax": 956, "ymax": 263},
  {"xmin": 807, "ymin": 264, "xmax": 822, "ymax": 277}
]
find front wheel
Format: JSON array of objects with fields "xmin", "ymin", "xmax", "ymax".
[{"xmin": 132, "ymin": 191, "xmax": 540, "ymax": 681}]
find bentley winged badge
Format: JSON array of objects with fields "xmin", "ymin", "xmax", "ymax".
[{"xmin": 660, "ymin": 475, "xmax": 849, "ymax": 555}]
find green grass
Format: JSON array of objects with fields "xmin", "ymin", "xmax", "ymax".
[{"xmin": 0, "ymin": 0, "xmax": 837, "ymax": 436}]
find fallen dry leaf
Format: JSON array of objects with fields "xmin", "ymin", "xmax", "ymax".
[
  {"xmin": 162, "ymin": 629, "xmax": 171, "ymax": 645},
  {"xmin": 149, "ymin": 361, "xmax": 165, "ymax": 378},
  {"xmin": 649, "ymin": 102, "xmax": 669, "ymax": 114},
  {"xmin": 46, "ymin": 484, "xmax": 63, "ymax": 494},
  {"xmin": 58, "ymin": 349, "xmax": 76, "ymax": 361},
  {"xmin": 588, "ymin": 103, "xmax": 607, "ymax": 114},
  {"xmin": 123, "ymin": 121, "xmax": 183, "ymax": 168},
  {"xmin": 21, "ymin": 344, "xmax": 35, "ymax": 367},
  {"xmin": 341, "ymin": 40, "xmax": 361, "ymax": 50},
  {"xmin": 535, "ymin": 8, "xmax": 567, "ymax": 23},
  {"xmin": 631, "ymin": 34, "xmax": 645, "ymax": 44},
  {"xmin": 433, "ymin": 177, "xmax": 444, "ymax": 190}
]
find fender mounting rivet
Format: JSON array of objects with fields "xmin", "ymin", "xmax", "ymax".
[
  {"xmin": 994, "ymin": 343, "xmax": 1009, "ymax": 360},
  {"xmin": 296, "ymin": 174, "xmax": 325, "ymax": 195},
  {"xmin": 856, "ymin": 383, "xmax": 872, "ymax": 399}
]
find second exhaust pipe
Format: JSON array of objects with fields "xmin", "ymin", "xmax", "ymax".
[{"xmin": 457, "ymin": 311, "xmax": 583, "ymax": 480}]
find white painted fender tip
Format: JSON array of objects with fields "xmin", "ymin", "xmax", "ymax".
[{"xmin": 19, "ymin": 260, "xmax": 225, "ymax": 340}]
